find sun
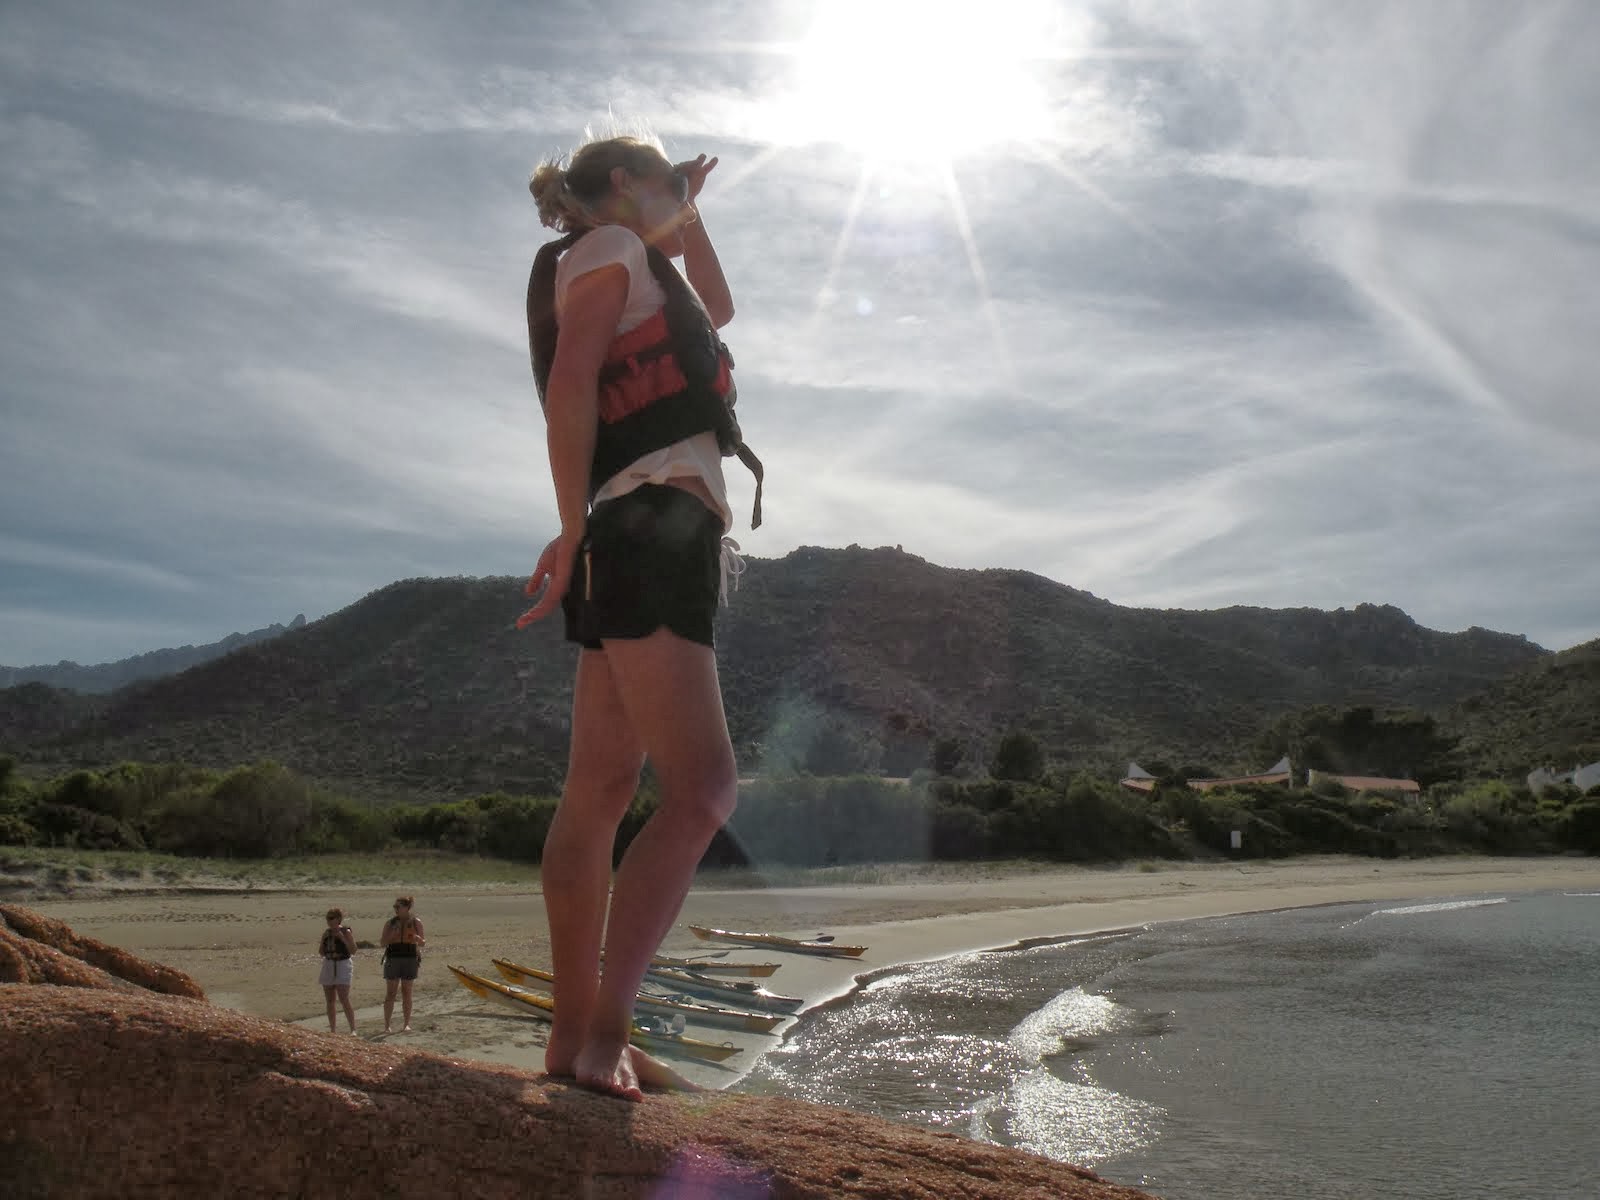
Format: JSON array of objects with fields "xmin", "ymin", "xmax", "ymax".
[{"xmin": 770, "ymin": 0, "xmax": 1066, "ymax": 164}]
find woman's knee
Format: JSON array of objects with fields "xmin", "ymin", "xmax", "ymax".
[
  {"xmin": 659, "ymin": 767, "xmax": 738, "ymax": 832},
  {"xmin": 563, "ymin": 754, "xmax": 642, "ymax": 810}
]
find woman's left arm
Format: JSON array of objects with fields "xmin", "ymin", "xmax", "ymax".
[
  {"xmin": 675, "ymin": 155, "xmax": 734, "ymax": 328},
  {"xmin": 682, "ymin": 216, "xmax": 734, "ymax": 329},
  {"xmin": 411, "ymin": 919, "xmax": 426, "ymax": 947}
]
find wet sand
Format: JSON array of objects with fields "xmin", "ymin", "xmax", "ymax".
[{"xmin": 25, "ymin": 855, "xmax": 1600, "ymax": 1089}]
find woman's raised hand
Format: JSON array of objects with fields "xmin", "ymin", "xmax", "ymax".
[{"xmin": 674, "ymin": 154, "xmax": 719, "ymax": 202}]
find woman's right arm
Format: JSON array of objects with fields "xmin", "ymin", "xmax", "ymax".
[
  {"xmin": 380, "ymin": 920, "xmax": 396, "ymax": 947},
  {"xmin": 517, "ymin": 263, "xmax": 630, "ymax": 626},
  {"xmin": 545, "ymin": 268, "xmax": 624, "ymax": 535}
]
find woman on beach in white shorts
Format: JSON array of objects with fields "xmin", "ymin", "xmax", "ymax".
[{"xmin": 317, "ymin": 907, "xmax": 357, "ymax": 1034}]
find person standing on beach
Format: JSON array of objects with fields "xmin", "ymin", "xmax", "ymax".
[
  {"xmin": 518, "ymin": 133, "xmax": 754, "ymax": 1100},
  {"xmin": 318, "ymin": 908, "xmax": 358, "ymax": 1034},
  {"xmin": 380, "ymin": 895, "xmax": 425, "ymax": 1033}
]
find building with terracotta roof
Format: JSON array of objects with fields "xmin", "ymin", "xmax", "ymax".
[
  {"xmin": 1307, "ymin": 769, "xmax": 1420, "ymax": 796},
  {"xmin": 1187, "ymin": 755, "xmax": 1292, "ymax": 792}
]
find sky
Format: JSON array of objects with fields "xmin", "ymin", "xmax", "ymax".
[{"xmin": 3, "ymin": 0, "xmax": 1598, "ymax": 667}]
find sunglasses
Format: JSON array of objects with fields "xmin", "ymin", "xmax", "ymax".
[{"xmin": 667, "ymin": 170, "xmax": 690, "ymax": 204}]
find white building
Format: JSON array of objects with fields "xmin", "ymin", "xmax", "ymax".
[{"xmin": 1528, "ymin": 761, "xmax": 1600, "ymax": 795}]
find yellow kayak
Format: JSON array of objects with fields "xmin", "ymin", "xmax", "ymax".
[
  {"xmin": 491, "ymin": 958, "xmax": 784, "ymax": 1034},
  {"xmin": 447, "ymin": 966, "xmax": 743, "ymax": 1063},
  {"xmin": 688, "ymin": 924, "xmax": 867, "ymax": 958}
]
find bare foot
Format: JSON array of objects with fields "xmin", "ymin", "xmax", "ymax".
[
  {"xmin": 544, "ymin": 1029, "xmax": 583, "ymax": 1078},
  {"xmin": 626, "ymin": 1045, "xmax": 703, "ymax": 1093},
  {"xmin": 401, "ymin": 1025, "xmax": 412, "ymax": 1033},
  {"xmin": 574, "ymin": 1036, "xmax": 642, "ymax": 1101}
]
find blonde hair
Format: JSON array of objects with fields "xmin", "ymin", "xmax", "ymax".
[{"xmin": 529, "ymin": 132, "xmax": 674, "ymax": 232}]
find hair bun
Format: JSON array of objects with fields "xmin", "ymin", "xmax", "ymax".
[{"xmin": 529, "ymin": 162, "xmax": 571, "ymax": 230}]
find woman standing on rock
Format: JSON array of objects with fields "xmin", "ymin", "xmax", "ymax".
[
  {"xmin": 518, "ymin": 132, "xmax": 755, "ymax": 1100},
  {"xmin": 380, "ymin": 896, "xmax": 425, "ymax": 1033},
  {"xmin": 317, "ymin": 907, "xmax": 357, "ymax": 1034}
]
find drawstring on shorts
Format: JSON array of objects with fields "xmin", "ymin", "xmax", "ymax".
[{"xmin": 718, "ymin": 537, "xmax": 746, "ymax": 607}]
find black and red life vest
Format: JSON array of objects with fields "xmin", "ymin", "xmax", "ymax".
[
  {"xmin": 319, "ymin": 928, "xmax": 351, "ymax": 961},
  {"xmin": 527, "ymin": 228, "xmax": 763, "ymax": 527}
]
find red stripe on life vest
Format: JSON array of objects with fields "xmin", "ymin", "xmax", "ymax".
[{"xmin": 597, "ymin": 309, "xmax": 730, "ymax": 425}]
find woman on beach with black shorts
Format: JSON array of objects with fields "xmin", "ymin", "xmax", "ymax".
[
  {"xmin": 380, "ymin": 895, "xmax": 425, "ymax": 1033},
  {"xmin": 518, "ymin": 133, "xmax": 751, "ymax": 1100}
]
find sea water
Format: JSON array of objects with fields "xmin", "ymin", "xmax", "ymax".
[{"xmin": 740, "ymin": 890, "xmax": 1600, "ymax": 1199}]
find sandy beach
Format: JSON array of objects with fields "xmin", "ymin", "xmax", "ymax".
[{"xmin": 23, "ymin": 855, "xmax": 1600, "ymax": 1089}]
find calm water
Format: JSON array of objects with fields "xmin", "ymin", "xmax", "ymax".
[{"xmin": 741, "ymin": 890, "xmax": 1600, "ymax": 1199}]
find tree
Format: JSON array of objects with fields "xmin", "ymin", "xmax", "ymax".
[
  {"xmin": 932, "ymin": 736, "xmax": 966, "ymax": 777},
  {"xmin": 992, "ymin": 731, "xmax": 1044, "ymax": 783}
]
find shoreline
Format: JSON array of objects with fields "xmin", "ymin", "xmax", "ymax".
[
  {"xmin": 20, "ymin": 854, "xmax": 1600, "ymax": 1089},
  {"xmin": 701, "ymin": 855, "xmax": 1600, "ymax": 1086}
]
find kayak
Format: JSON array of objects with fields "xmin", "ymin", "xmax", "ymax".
[
  {"xmin": 603, "ymin": 950, "xmax": 782, "ymax": 977},
  {"xmin": 491, "ymin": 958, "xmax": 785, "ymax": 1034},
  {"xmin": 688, "ymin": 924, "xmax": 867, "ymax": 958},
  {"xmin": 447, "ymin": 966, "xmax": 743, "ymax": 1063},
  {"xmin": 650, "ymin": 954, "xmax": 781, "ymax": 978},
  {"xmin": 643, "ymin": 967, "xmax": 804, "ymax": 1013}
]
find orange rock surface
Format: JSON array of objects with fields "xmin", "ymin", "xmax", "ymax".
[
  {"xmin": 0, "ymin": 909, "xmax": 1158, "ymax": 1199},
  {"xmin": 0, "ymin": 903, "xmax": 205, "ymax": 997}
]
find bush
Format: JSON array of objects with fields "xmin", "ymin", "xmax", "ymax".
[
  {"xmin": 478, "ymin": 794, "xmax": 560, "ymax": 862},
  {"xmin": 930, "ymin": 803, "xmax": 987, "ymax": 860},
  {"xmin": 29, "ymin": 802, "xmax": 144, "ymax": 851},
  {"xmin": 931, "ymin": 736, "xmax": 966, "ymax": 777},
  {"xmin": 992, "ymin": 731, "xmax": 1044, "ymax": 783},
  {"xmin": 1560, "ymin": 802, "xmax": 1600, "ymax": 854},
  {"xmin": 0, "ymin": 812, "xmax": 37, "ymax": 846}
]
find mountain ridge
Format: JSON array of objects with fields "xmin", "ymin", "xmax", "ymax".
[
  {"xmin": 0, "ymin": 547, "xmax": 1564, "ymax": 796},
  {"xmin": 1, "ymin": 615, "xmax": 309, "ymax": 694}
]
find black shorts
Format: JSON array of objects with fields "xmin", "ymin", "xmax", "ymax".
[
  {"xmin": 382, "ymin": 954, "xmax": 420, "ymax": 981},
  {"xmin": 562, "ymin": 484, "xmax": 724, "ymax": 650}
]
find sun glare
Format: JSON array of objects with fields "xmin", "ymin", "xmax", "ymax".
[{"xmin": 775, "ymin": 0, "xmax": 1063, "ymax": 163}]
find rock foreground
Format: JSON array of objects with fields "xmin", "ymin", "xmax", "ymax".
[{"xmin": 0, "ymin": 907, "xmax": 1157, "ymax": 1199}]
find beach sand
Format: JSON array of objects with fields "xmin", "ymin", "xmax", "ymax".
[{"xmin": 24, "ymin": 855, "xmax": 1600, "ymax": 1089}]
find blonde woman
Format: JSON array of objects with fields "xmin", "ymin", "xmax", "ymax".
[
  {"xmin": 380, "ymin": 895, "xmax": 425, "ymax": 1033},
  {"xmin": 519, "ymin": 133, "xmax": 754, "ymax": 1100}
]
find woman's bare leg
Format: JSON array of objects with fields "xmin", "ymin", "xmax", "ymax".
[
  {"xmin": 400, "ymin": 979, "xmax": 414, "ymax": 1031},
  {"xmin": 574, "ymin": 629, "xmax": 737, "ymax": 1099},
  {"xmin": 383, "ymin": 978, "xmax": 398, "ymax": 1032},
  {"xmin": 336, "ymin": 984, "xmax": 356, "ymax": 1032},
  {"xmin": 323, "ymin": 984, "xmax": 337, "ymax": 1032},
  {"xmin": 543, "ymin": 649, "xmax": 644, "ymax": 1077}
]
